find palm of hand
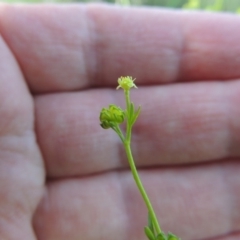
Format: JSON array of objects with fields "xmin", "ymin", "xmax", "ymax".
[{"xmin": 0, "ymin": 4, "xmax": 239, "ymax": 240}]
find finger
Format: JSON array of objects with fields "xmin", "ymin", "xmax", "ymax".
[
  {"xmin": 33, "ymin": 160, "xmax": 240, "ymax": 240},
  {"xmin": 35, "ymin": 80, "xmax": 240, "ymax": 178},
  {"xmin": 1, "ymin": 5, "xmax": 240, "ymax": 93},
  {"xmin": 0, "ymin": 30, "xmax": 44, "ymax": 238}
]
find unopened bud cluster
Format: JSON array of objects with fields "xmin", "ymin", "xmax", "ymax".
[{"xmin": 100, "ymin": 104, "xmax": 125, "ymax": 129}]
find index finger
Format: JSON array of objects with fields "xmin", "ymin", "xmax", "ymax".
[{"xmin": 0, "ymin": 4, "xmax": 240, "ymax": 93}]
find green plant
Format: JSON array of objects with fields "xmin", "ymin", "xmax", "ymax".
[
  {"xmin": 183, "ymin": 0, "xmax": 200, "ymax": 9},
  {"xmin": 99, "ymin": 76, "xmax": 180, "ymax": 240}
]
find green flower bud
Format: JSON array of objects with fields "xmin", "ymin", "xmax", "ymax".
[
  {"xmin": 100, "ymin": 120, "xmax": 111, "ymax": 129},
  {"xmin": 116, "ymin": 76, "xmax": 137, "ymax": 91},
  {"xmin": 99, "ymin": 104, "xmax": 125, "ymax": 129}
]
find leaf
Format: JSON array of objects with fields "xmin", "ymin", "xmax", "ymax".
[
  {"xmin": 156, "ymin": 232, "xmax": 167, "ymax": 240},
  {"xmin": 135, "ymin": 105, "xmax": 141, "ymax": 119},
  {"xmin": 167, "ymin": 232, "xmax": 181, "ymax": 240},
  {"xmin": 129, "ymin": 102, "xmax": 135, "ymax": 119},
  {"xmin": 147, "ymin": 212, "xmax": 154, "ymax": 234},
  {"xmin": 131, "ymin": 105, "xmax": 141, "ymax": 125},
  {"xmin": 144, "ymin": 226, "xmax": 155, "ymax": 240}
]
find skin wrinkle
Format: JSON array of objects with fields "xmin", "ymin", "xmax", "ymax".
[
  {"xmin": 70, "ymin": 5, "xmax": 90, "ymax": 92},
  {"xmin": 222, "ymin": 82, "xmax": 234, "ymax": 158},
  {"xmin": 84, "ymin": 6, "xmax": 100, "ymax": 88},
  {"xmin": 85, "ymin": 5, "xmax": 114, "ymax": 87},
  {"xmin": 226, "ymin": 80, "xmax": 240, "ymax": 156}
]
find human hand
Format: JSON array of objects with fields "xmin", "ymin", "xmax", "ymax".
[{"xmin": 0, "ymin": 4, "xmax": 239, "ymax": 240}]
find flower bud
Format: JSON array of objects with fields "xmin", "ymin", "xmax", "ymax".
[
  {"xmin": 116, "ymin": 76, "xmax": 137, "ymax": 91},
  {"xmin": 100, "ymin": 104, "xmax": 125, "ymax": 129},
  {"xmin": 100, "ymin": 120, "xmax": 112, "ymax": 129}
]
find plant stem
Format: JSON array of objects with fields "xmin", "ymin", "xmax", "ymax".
[
  {"xmin": 123, "ymin": 89, "xmax": 161, "ymax": 235},
  {"xmin": 124, "ymin": 90, "xmax": 132, "ymax": 141},
  {"xmin": 114, "ymin": 125, "xmax": 125, "ymax": 143},
  {"xmin": 123, "ymin": 140, "xmax": 161, "ymax": 235}
]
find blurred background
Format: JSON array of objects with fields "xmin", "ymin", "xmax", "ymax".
[{"xmin": 1, "ymin": 0, "xmax": 240, "ymax": 14}]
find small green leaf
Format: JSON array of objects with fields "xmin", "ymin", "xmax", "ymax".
[
  {"xmin": 156, "ymin": 232, "xmax": 167, "ymax": 240},
  {"xmin": 129, "ymin": 102, "xmax": 135, "ymax": 119},
  {"xmin": 148, "ymin": 212, "xmax": 154, "ymax": 233},
  {"xmin": 131, "ymin": 105, "xmax": 141, "ymax": 125},
  {"xmin": 167, "ymin": 232, "xmax": 180, "ymax": 240},
  {"xmin": 135, "ymin": 105, "xmax": 141, "ymax": 119},
  {"xmin": 144, "ymin": 226, "xmax": 155, "ymax": 240}
]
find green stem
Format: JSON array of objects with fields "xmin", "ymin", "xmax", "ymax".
[
  {"xmin": 123, "ymin": 141, "xmax": 161, "ymax": 235},
  {"xmin": 124, "ymin": 89, "xmax": 161, "ymax": 235},
  {"xmin": 124, "ymin": 90, "xmax": 132, "ymax": 141},
  {"xmin": 114, "ymin": 125, "xmax": 125, "ymax": 143}
]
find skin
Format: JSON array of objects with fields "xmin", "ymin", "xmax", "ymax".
[{"xmin": 0, "ymin": 3, "xmax": 239, "ymax": 240}]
